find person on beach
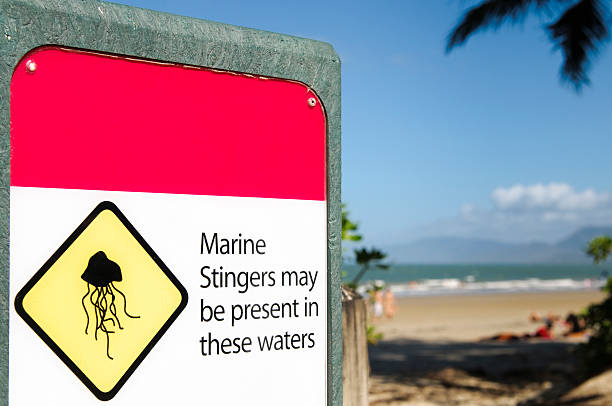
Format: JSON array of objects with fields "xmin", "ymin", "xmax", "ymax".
[
  {"xmin": 529, "ymin": 312, "xmax": 542, "ymax": 323},
  {"xmin": 484, "ymin": 319, "xmax": 555, "ymax": 341},
  {"xmin": 383, "ymin": 288, "xmax": 397, "ymax": 319},
  {"xmin": 372, "ymin": 290, "xmax": 384, "ymax": 320},
  {"xmin": 563, "ymin": 313, "xmax": 586, "ymax": 337},
  {"xmin": 533, "ymin": 320, "xmax": 554, "ymax": 339}
]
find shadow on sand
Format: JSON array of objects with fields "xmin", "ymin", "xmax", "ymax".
[{"xmin": 368, "ymin": 338, "xmax": 582, "ymax": 405}]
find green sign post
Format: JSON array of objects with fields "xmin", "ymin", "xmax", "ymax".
[{"xmin": 0, "ymin": 1, "xmax": 341, "ymax": 404}]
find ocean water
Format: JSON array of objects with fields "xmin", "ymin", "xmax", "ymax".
[{"xmin": 341, "ymin": 263, "xmax": 610, "ymax": 296}]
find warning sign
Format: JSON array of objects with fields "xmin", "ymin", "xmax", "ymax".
[
  {"xmin": 14, "ymin": 201, "xmax": 188, "ymax": 401},
  {"xmin": 10, "ymin": 46, "xmax": 327, "ymax": 406}
]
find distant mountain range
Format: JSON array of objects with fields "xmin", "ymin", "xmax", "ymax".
[{"xmin": 383, "ymin": 226, "xmax": 612, "ymax": 264}]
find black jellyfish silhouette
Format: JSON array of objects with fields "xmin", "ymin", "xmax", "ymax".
[{"xmin": 81, "ymin": 251, "xmax": 139, "ymax": 360}]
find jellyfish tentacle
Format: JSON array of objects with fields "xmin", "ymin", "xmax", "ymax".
[
  {"xmin": 82, "ymin": 283, "xmax": 91, "ymax": 334},
  {"xmin": 103, "ymin": 286, "xmax": 117, "ymax": 327},
  {"xmin": 103, "ymin": 325, "xmax": 114, "ymax": 360},
  {"xmin": 99, "ymin": 290, "xmax": 114, "ymax": 334},
  {"xmin": 107, "ymin": 285, "xmax": 123, "ymax": 329},
  {"xmin": 96, "ymin": 288, "xmax": 105, "ymax": 339},
  {"xmin": 92, "ymin": 284, "xmax": 117, "ymax": 360},
  {"xmin": 91, "ymin": 287, "xmax": 100, "ymax": 340},
  {"xmin": 111, "ymin": 282, "xmax": 140, "ymax": 319}
]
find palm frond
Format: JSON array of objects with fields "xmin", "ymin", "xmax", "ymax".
[
  {"xmin": 447, "ymin": 0, "xmax": 551, "ymax": 51},
  {"xmin": 548, "ymin": 0, "xmax": 609, "ymax": 88}
]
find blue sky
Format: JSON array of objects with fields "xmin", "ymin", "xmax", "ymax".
[{"xmin": 113, "ymin": 0, "xmax": 612, "ymax": 246}]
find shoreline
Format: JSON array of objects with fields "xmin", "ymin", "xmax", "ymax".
[{"xmin": 357, "ymin": 277, "xmax": 606, "ymax": 298}]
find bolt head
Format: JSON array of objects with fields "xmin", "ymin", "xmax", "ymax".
[
  {"xmin": 25, "ymin": 60, "xmax": 37, "ymax": 73},
  {"xmin": 307, "ymin": 97, "xmax": 317, "ymax": 107}
]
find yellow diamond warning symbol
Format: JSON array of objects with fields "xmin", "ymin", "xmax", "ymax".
[{"xmin": 14, "ymin": 201, "xmax": 188, "ymax": 401}]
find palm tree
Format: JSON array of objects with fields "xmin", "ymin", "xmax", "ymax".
[
  {"xmin": 350, "ymin": 247, "xmax": 389, "ymax": 286},
  {"xmin": 447, "ymin": 0, "xmax": 609, "ymax": 89},
  {"xmin": 587, "ymin": 235, "xmax": 612, "ymax": 263}
]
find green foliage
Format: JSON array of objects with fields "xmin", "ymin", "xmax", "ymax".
[
  {"xmin": 586, "ymin": 235, "xmax": 612, "ymax": 264},
  {"xmin": 604, "ymin": 278, "xmax": 612, "ymax": 294},
  {"xmin": 579, "ymin": 282, "xmax": 612, "ymax": 375},
  {"xmin": 365, "ymin": 281, "xmax": 385, "ymax": 296},
  {"xmin": 351, "ymin": 247, "xmax": 389, "ymax": 286},
  {"xmin": 341, "ymin": 204, "xmax": 362, "ymax": 243},
  {"xmin": 579, "ymin": 234, "xmax": 612, "ymax": 375},
  {"xmin": 344, "ymin": 281, "xmax": 358, "ymax": 291},
  {"xmin": 447, "ymin": 0, "xmax": 610, "ymax": 89},
  {"xmin": 341, "ymin": 204, "xmax": 390, "ymax": 350},
  {"xmin": 366, "ymin": 325, "xmax": 383, "ymax": 345},
  {"xmin": 341, "ymin": 204, "xmax": 389, "ymax": 287},
  {"xmin": 354, "ymin": 247, "xmax": 388, "ymax": 267}
]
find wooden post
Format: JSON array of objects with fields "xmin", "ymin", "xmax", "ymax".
[{"xmin": 342, "ymin": 287, "xmax": 369, "ymax": 406}]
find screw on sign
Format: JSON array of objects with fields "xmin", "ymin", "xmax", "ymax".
[
  {"xmin": 25, "ymin": 59, "xmax": 37, "ymax": 73},
  {"xmin": 81, "ymin": 251, "xmax": 140, "ymax": 360}
]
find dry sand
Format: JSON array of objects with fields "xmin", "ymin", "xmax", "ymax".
[
  {"xmin": 366, "ymin": 290, "xmax": 609, "ymax": 406},
  {"xmin": 373, "ymin": 290, "xmax": 606, "ymax": 341}
]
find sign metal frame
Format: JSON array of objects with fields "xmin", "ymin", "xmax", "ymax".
[{"xmin": 0, "ymin": 1, "xmax": 342, "ymax": 405}]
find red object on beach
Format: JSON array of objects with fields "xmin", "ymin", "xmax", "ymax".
[{"xmin": 535, "ymin": 326, "xmax": 552, "ymax": 339}]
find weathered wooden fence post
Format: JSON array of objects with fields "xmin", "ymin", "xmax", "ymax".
[{"xmin": 342, "ymin": 287, "xmax": 369, "ymax": 406}]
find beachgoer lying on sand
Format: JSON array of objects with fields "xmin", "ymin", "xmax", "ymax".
[
  {"xmin": 481, "ymin": 320, "xmax": 554, "ymax": 342},
  {"xmin": 529, "ymin": 311, "xmax": 560, "ymax": 324},
  {"xmin": 563, "ymin": 313, "xmax": 587, "ymax": 338},
  {"xmin": 534, "ymin": 321, "xmax": 554, "ymax": 339},
  {"xmin": 546, "ymin": 312, "xmax": 561, "ymax": 324}
]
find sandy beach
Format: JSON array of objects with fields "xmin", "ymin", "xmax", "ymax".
[
  {"xmin": 367, "ymin": 290, "xmax": 609, "ymax": 406},
  {"xmin": 373, "ymin": 290, "xmax": 605, "ymax": 341}
]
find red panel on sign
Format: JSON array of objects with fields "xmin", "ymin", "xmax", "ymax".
[{"xmin": 10, "ymin": 47, "xmax": 326, "ymax": 201}]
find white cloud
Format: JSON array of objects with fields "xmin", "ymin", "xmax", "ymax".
[
  {"xmin": 406, "ymin": 183, "xmax": 612, "ymax": 244},
  {"xmin": 491, "ymin": 183, "xmax": 609, "ymax": 211}
]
